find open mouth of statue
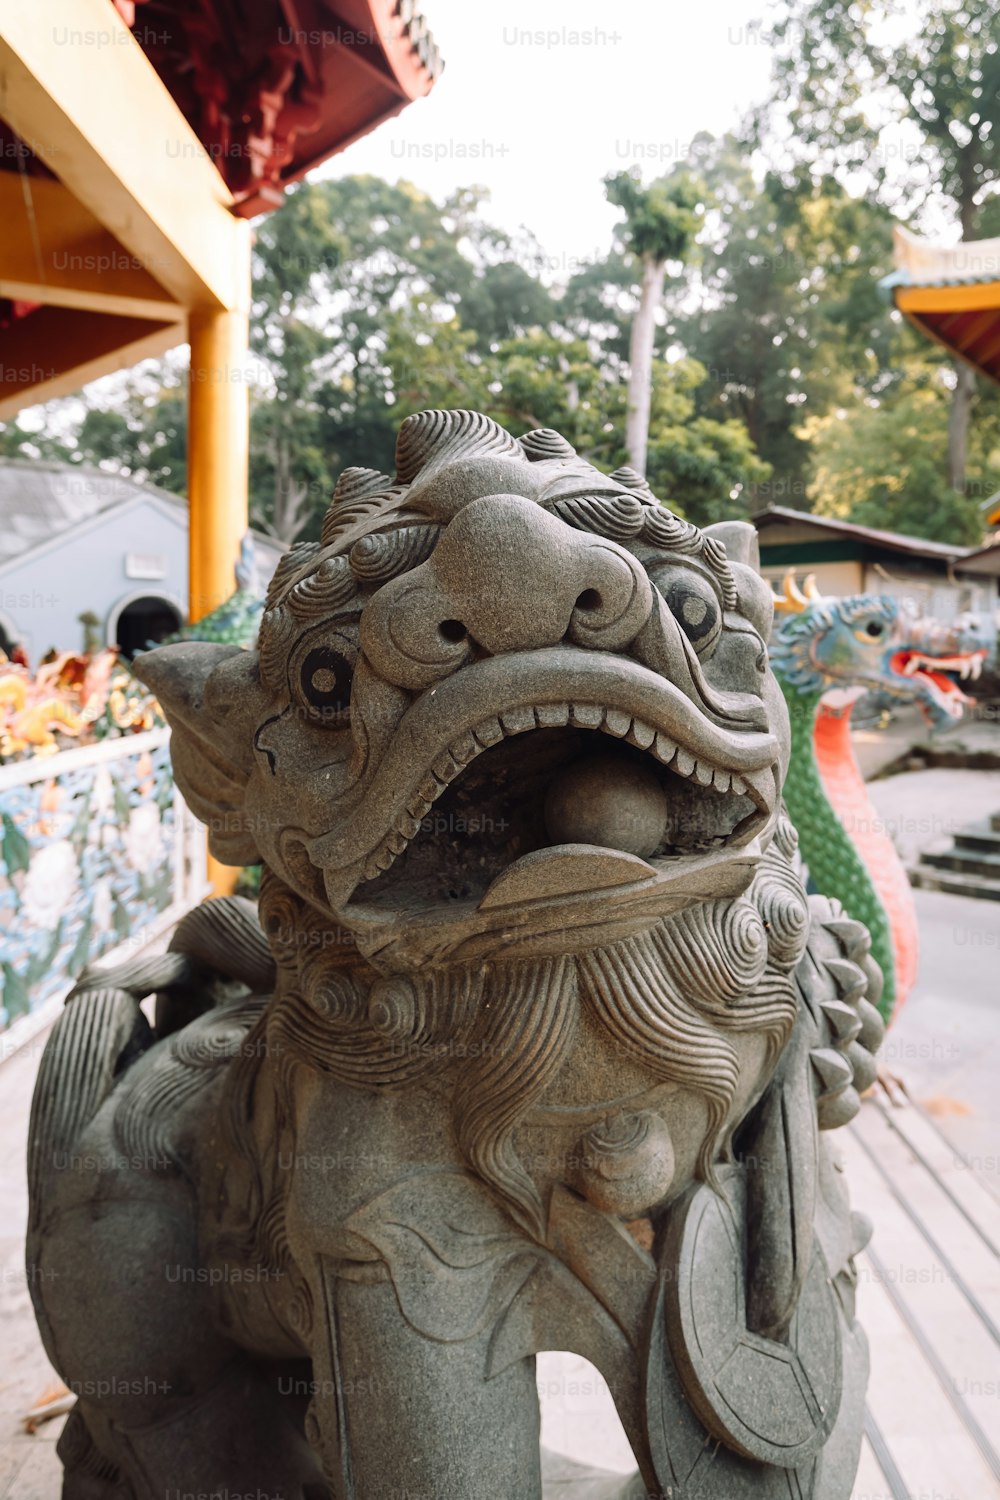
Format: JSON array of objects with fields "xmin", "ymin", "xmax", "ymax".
[
  {"xmin": 890, "ymin": 648, "xmax": 986, "ymax": 712},
  {"xmin": 317, "ymin": 652, "xmax": 780, "ymax": 919}
]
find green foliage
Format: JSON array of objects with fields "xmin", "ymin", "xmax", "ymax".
[
  {"xmin": 673, "ymin": 134, "xmax": 923, "ymax": 499},
  {"xmin": 801, "ymin": 373, "xmax": 998, "ymax": 544},
  {"xmin": 761, "ymin": 0, "xmax": 1000, "ymax": 499},
  {"xmin": 4, "ymin": 0, "xmax": 1000, "ymax": 556},
  {"xmin": 0, "ymin": 376, "xmax": 188, "ymax": 495},
  {"xmin": 604, "ymin": 169, "xmax": 704, "ymax": 266},
  {"xmin": 264, "ymin": 174, "xmax": 756, "ymax": 533},
  {"xmin": 766, "ymin": 0, "xmax": 1000, "ymax": 233}
]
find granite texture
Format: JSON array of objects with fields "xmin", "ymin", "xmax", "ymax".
[{"xmin": 26, "ymin": 412, "xmax": 883, "ymax": 1498}]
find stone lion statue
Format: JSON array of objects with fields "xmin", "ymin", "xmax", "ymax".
[{"xmin": 27, "ymin": 412, "xmax": 883, "ymax": 1499}]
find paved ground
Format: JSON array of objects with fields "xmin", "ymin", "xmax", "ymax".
[
  {"xmin": 3, "ymin": 765, "xmax": 1000, "ymax": 1497},
  {"xmin": 860, "ymin": 767, "xmax": 1000, "ymax": 1187},
  {"xmin": 854, "ymin": 702, "xmax": 1000, "ymax": 782}
]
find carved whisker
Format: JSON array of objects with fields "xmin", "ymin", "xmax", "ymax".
[{"xmin": 453, "ymin": 954, "xmax": 578, "ymax": 1241}]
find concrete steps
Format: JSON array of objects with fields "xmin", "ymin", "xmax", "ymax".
[{"xmin": 910, "ymin": 811, "xmax": 1000, "ymax": 900}]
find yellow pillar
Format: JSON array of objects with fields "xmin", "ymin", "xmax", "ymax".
[
  {"xmin": 188, "ymin": 318, "xmax": 250, "ymax": 617},
  {"xmin": 187, "ymin": 226, "xmax": 251, "ymax": 897}
]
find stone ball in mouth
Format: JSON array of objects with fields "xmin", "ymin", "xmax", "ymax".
[{"xmin": 543, "ymin": 752, "xmax": 669, "ymax": 859}]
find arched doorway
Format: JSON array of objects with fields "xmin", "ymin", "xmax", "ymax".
[
  {"xmin": 110, "ymin": 594, "xmax": 183, "ymax": 658},
  {"xmin": 0, "ymin": 610, "xmax": 20, "ymax": 659}
]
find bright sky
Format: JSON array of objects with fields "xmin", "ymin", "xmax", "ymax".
[{"xmin": 316, "ymin": 0, "xmax": 776, "ymax": 277}]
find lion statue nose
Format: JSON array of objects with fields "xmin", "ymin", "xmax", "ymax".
[{"xmin": 361, "ymin": 493, "xmax": 654, "ymax": 688}]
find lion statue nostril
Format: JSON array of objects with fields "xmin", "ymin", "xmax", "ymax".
[
  {"xmin": 575, "ymin": 588, "xmax": 602, "ymax": 611},
  {"xmin": 439, "ymin": 619, "xmax": 467, "ymax": 644}
]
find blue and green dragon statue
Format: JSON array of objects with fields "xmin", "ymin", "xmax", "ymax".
[
  {"xmin": 769, "ymin": 572, "xmax": 988, "ymax": 1026},
  {"xmin": 165, "ymin": 533, "xmax": 267, "ymax": 649}
]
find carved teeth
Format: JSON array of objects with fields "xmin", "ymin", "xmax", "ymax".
[
  {"xmin": 432, "ymin": 751, "xmax": 459, "ymax": 781},
  {"xmin": 571, "ymin": 703, "xmax": 603, "ymax": 728},
  {"xmin": 450, "ymin": 732, "xmax": 478, "ymax": 764},
  {"xmin": 500, "ymin": 706, "xmax": 535, "ymax": 734},
  {"xmin": 535, "ymin": 703, "xmax": 570, "ymax": 728},
  {"xmin": 653, "ymin": 733, "xmax": 676, "ymax": 764},
  {"xmin": 363, "ymin": 844, "xmax": 398, "ymax": 880},
  {"xmin": 389, "ymin": 691, "xmax": 759, "ymax": 881},
  {"xmin": 627, "ymin": 719, "xmax": 656, "ymax": 749},
  {"xmin": 693, "ymin": 758, "xmax": 714, "ymax": 787},
  {"xmin": 473, "ymin": 718, "xmax": 503, "ymax": 747}
]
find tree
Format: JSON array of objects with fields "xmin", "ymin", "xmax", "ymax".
[
  {"xmin": 604, "ymin": 168, "xmax": 704, "ymax": 476},
  {"xmin": 670, "ymin": 133, "xmax": 927, "ymax": 505},
  {"xmin": 0, "ymin": 411, "xmax": 74, "ymax": 464},
  {"xmin": 765, "ymin": 0, "xmax": 1000, "ymax": 492},
  {"xmin": 798, "ymin": 365, "xmax": 1000, "ymax": 544},
  {"xmin": 75, "ymin": 376, "xmax": 188, "ymax": 494},
  {"xmin": 0, "ymin": 370, "xmax": 188, "ymax": 490}
]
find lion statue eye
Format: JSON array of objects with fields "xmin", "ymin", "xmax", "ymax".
[
  {"xmin": 652, "ymin": 569, "xmax": 721, "ymax": 652},
  {"xmin": 299, "ymin": 647, "xmax": 353, "ymax": 721}
]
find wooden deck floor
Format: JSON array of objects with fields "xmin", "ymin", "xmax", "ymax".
[{"xmin": 845, "ymin": 1096, "xmax": 1000, "ymax": 1500}]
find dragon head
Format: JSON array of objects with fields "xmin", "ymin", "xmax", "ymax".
[
  {"xmin": 769, "ymin": 572, "xmax": 988, "ymax": 732},
  {"xmin": 137, "ymin": 412, "xmax": 788, "ymax": 971}
]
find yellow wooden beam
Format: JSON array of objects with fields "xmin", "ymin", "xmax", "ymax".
[
  {"xmin": 895, "ymin": 282, "xmax": 1000, "ymax": 315},
  {"xmin": 0, "ymin": 174, "xmax": 181, "ymax": 320},
  {"xmin": 0, "ymin": 0, "xmax": 249, "ymax": 312},
  {"xmin": 0, "ymin": 305, "xmax": 181, "ymax": 419}
]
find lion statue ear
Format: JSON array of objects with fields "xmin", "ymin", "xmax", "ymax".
[
  {"xmin": 134, "ymin": 643, "xmax": 262, "ymax": 866},
  {"xmin": 702, "ymin": 520, "xmax": 759, "ymax": 569}
]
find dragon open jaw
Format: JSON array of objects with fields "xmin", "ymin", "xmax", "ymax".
[{"xmin": 890, "ymin": 647, "xmax": 986, "ymax": 719}]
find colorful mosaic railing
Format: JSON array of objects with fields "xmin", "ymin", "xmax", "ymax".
[{"xmin": 0, "ymin": 728, "xmax": 205, "ymax": 1053}]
